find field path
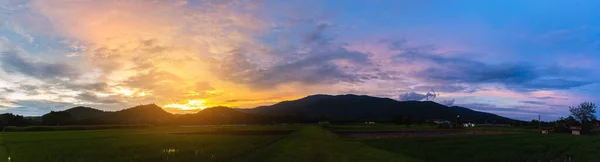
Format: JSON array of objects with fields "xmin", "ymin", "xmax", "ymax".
[{"xmin": 237, "ymin": 126, "xmax": 422, "ymax": 162}]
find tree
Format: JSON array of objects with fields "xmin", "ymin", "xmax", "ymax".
[
  {"xmin": 0, "ymin": 113, "xmax": 25, "ymax": 126},
  {"xmin": 569, "ymin": 102, "xmax": 597, "ymax": 124}
]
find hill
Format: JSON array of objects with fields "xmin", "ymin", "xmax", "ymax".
[
  {"xmin": 49, "ymin": 104, "xmax": 174, "ymax": 125},
  {"xmin": 63, "ymin": 106, "xmax": 108, "ymax": 120},
  {"xmin": 245, "ymin": 94, "xmax": 516, "ymax": 123},
  {"xmin": 175, "ymin": 106, "xmax": 271, "ymax": 125},
  {"xmin": 39, "ymin": 94, "xmax": 518, "ymax": 125},
  {"xmin": 109, "ymin": 104, "xmax": 174, "ymax": 124}
]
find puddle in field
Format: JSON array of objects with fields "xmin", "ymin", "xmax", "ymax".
[
  {"xmin": 162, "ymin": 148, "xmax": 178, "ymax": 154},
  {"xmin": 162, "ymin": 148, "xmax": 179, "ymax": 161}
]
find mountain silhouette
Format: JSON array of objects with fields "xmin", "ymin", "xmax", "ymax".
[
  {"xmin": 110, "ymin": 104, "xmax": 174, "ymax": 124},
  {"xmin": 40, "ymin": 94, "xmax": 517, "ymax": 125},
  {"xmin": 176, "ymin": 106, "xmax": 268, "ymax": 125},
  {"xmin": 244, "ymin": 94, "xmax": 515, "ymax": 123},
  {"xmin": 51, "ymin": 104, "xmax": 173, "ymax": 125},
  {"xmin": 63, "ymin": 106, "xmax": 108, "ymax": 120}
]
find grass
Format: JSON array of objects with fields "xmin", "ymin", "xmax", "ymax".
[
  {"xmin": 0, "ymin": 134, "xmax": 7, "ymax": 162},
  {"xmin": 0, "ymin": 126, "xmax": 295, "ymax": 162},
  {"xmin": 1, "ymin": 124, "xmax": 599, "ymax": 162},
  {"xmin": 239, "ymin": 126, "xmax": 421, "ymax": 162},
  {"xmin": 362, "ymin": 133, "xmax": 600, "ymax": 162},
  {"xmin": 324, "ymin": 124, "xmax": 438, "ymax": 132},
  {"xmin": 3, "ymin": 125, "xmax": 152, "ymax": 132}
]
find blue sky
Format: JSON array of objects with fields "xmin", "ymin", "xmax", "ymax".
[{"xmin": 0, "ymin": 0, "xmax": 598, "ymax": 120}]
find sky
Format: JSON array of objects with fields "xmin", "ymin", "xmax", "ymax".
[{"xmin": 0, "ymin": 0, "xmax": 598, "ymax": 121}]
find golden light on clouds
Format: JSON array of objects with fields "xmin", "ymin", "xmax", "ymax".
[
  {"xmin": 0, "ymin": 0, "xmax": 382, "ymax": 114},
  {"xmin": 14, "ymin": 0, "xmax": 288, "ymax": 113}
]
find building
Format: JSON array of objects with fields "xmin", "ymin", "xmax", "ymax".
[
  {"xmin": 541, "ymin": 127, "xmax": 551, "ymax": 134},
  {"xmin": 569, "ymin": 126, "xmax": 582, "ymax": 135},
  {"xmin": 463, "ymin": 123, "xmax": 476, "ymax": 127}
]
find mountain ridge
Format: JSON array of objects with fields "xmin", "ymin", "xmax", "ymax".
[{"xmin": 42, "ymin": 94, "xmax": 518, "ymax": 125}]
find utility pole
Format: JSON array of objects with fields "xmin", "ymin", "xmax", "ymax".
[{"xmin": 538, "ymin": 115, "xmax": 541, "ymax": 129}]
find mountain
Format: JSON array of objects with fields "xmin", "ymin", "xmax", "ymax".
[
  {"xmin": 245, "ymin": 94, "xmax": 516, "ymax": 123},
  {"xmin": 176, "ymin": 106, "xmax": 270, "ymax": 125},
  {"xmin": 110, "ymin": 104, "xmax": 174, "ymax": 124},
  {"xmin": 51, "ymin": 104, "xmax": 174, "ymax": 125},
  {"xmin": 39, "ymin": 94, "xmax": 517, "ymax": 125},
  {"xmin": 447, "ymin": 106, "xmax": 512, "ymax": 122},
  {"xmin": 63, "ymin": 106, "xmax": 108, "ymax": 120}
]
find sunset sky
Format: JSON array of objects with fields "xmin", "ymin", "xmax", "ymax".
[{"xmin": 0, "ymin": 0, "xmax": 599, "ymax": 120}]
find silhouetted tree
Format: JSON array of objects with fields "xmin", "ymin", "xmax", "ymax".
[
  {"xmin": 0, "ymin": 113, "xmax": 25, "ymax": 128},
  {"xmin": 570, "ymin": 102, "xmax": 596, "ymax": 124}
]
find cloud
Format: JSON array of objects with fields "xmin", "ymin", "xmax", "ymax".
[
  {"xmin": 64, "ymin": 82, "xmax": 109, "ymax": 92},
  {"xmin": 0, "ymin": 51, "xmax": 79, "ymax": 80},
  {"xmin": 76, "ymin": 92, "xmax": 121, "ymax": 104},
  {"xmin": 398, "ymin": 91, "xmax": 436, "ymax": 101},
  {"xmin": 412, "ymin": 84, "xmax": 477, "ymax": 93},
  {"xmin": 439, "ymin": 99, "xmax": 455, "ymax": 106},
  {"xmin": 0, "ymin": 0, "xmax": 595, "ymax": 120},
  {"xmin": 390, "ymin": 42, "xmax": 593, "ymax": 91},
  {"xmin": 456, "ymin": 102, "xmax": 565, "ymax": 121},
  {"xmin": 4, "ymin": 21, "xmax": 34, "ymax": 43},
  {"xmin": 195, "ymin": 82, "xmax": 214, "ymax": 92},
  {"xmin": 520, "ymin": 100, "xmax": 546, "ymax": 105},
  {"xmin": 217, "ymin": 23, "xmax": 371, "ymax": 89},
  {"xmin": 302, "ymin": 22, "xmax": 333, "ymax": 45},
  {"xmin": 3, "ymin": 100, "xmax": 75, "ymax": 116}
]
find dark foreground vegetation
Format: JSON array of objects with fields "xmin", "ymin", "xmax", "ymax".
[{"xmin": 1, "ymin": 125, "xmax": 600, "ymax": 162}]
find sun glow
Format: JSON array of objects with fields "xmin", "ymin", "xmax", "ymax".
[
  {"xmin": 113, "ymin": 87, "xmax": 135, "ymax": 96},
  {"xmin": 164, "ymin": 100, "xmax": 208, "ymax": 110},
  {"xmin": 112, "ymin": 87, "xmax": 148, "ymax": 97}
]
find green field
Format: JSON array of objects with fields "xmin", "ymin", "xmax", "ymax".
[
  {"xmin": 0, "ymin": 126, "xmax": 292, "ymax": 162},
  {"xmin": 240, "ymin": 126, "xmax": 420, "ymax": 162},
  {"xmin": 363, "ymin": 134, "xmax": 600, "ymax": 162},
  {"xmin": 0, "ymin": 125, "xmax": 598, "ymax": 162}
]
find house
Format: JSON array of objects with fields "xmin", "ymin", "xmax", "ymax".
[
  {"xmin": 541, "ymin": 127, "xmax": 552, "ymax": 134},
  {"xmin": 569, "ymin": 126, "xmax": 582, "ymax": 135},
  {"xmin": 463, "ymin": 123, "xmax": 476, "ymax": 127}
]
